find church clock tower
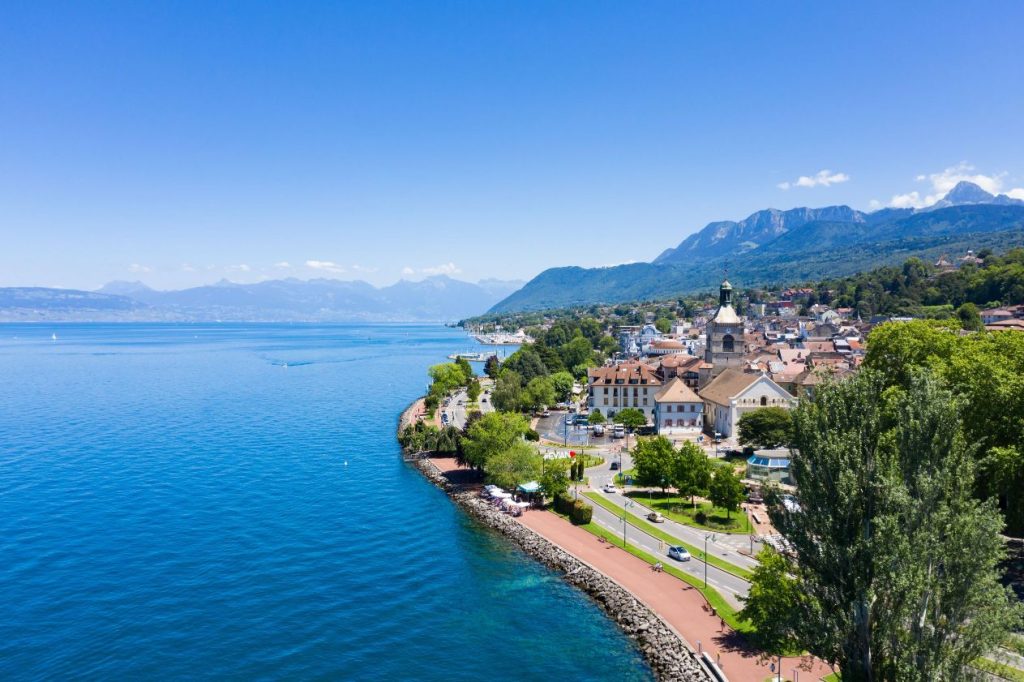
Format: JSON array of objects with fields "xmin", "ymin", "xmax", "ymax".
[{"xmin": 702, "ymin": 280, "xmax": 744, "ymax": 383}]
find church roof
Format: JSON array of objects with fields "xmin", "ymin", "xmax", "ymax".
[{"xmin": 712, "ymin": 304, "xmax": 742, "ymax": 325}]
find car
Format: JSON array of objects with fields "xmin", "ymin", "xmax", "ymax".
[
  {"xmin": 609, "ymin": 460, "xmax": 619, "ymax": 470},
  {"xmin": 592, "ymin": 424, "xmax": 605, "ymax": 437},
  {"xmin": 612, "ymin": 424, "xmax": 625, "ymax": 439},
  {"xmin": 668, "ymin": 546, "xmax": 691, "ymax": 562},
  {"xmin": 647, "ymin": 512, "xmax": 666, "ymax": 523},
  {"xmin": 541, "ymin": 410, "xmax": 551, "ymax": 418},
  {"xmin": 602, "ymin": 483, "xmax": 617, "ymax": 493}
]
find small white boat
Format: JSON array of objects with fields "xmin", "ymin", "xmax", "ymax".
[{"xmin": 51, "ymin": 333, "xmax": 57, "ymax": 341}]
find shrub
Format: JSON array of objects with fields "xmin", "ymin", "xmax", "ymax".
[
  {"xmin": 525, "ymin": 428, "xmax": 540, "ymax": 442},
  {"xmin": 553, "ymin": 492, "xmax": 573, "ymax": 515},
  {"xmin": 695, "ymin": 510, "xmax": 708, "ymax": 525},
  {"xmin": 570, "ymin": 500, "xmax": 593, "ymax": 525}
]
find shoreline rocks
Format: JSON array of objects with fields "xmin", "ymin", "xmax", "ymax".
[{"xmin": 407, "ymin": 446, "xmax": 711, "ymax": 681}]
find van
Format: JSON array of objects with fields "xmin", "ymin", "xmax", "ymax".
[
  {"xmin": 592, "ymin": 424, "xmax": 605, "ymax": 437},
  {"xmin": 612, "ymin": 424, "xmax": 625, "ymax": 439}
]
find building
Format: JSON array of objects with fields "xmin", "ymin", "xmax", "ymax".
[
  {"xmin": 586, "ymin": 361, "xmax": 663, "ymax": 422},
  {"xmin": 700, "ymin": 368, "xmax": 796, "ymax": 438},
  {"xmin": 653, "ymin": 377, "xmax": 703, "ymax": 434},
  {"xmin": 700, "ymin": 279, "xmax": 745, "ymax": 385},
  {"xmin": 745, "ymin": 449, "xmax": 792, "ymax": 485}
]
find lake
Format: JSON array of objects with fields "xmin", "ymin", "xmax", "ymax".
[{"xmin": 0, "ymin": 323, "xmax": 650, "ymax": 681}]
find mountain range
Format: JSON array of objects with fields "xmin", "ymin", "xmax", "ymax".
[
  {"xmin": 489, "ymin": 181, "xmax": 1024, "ymax": 313},
  {"xmin": 0, "ymin": 276, "xmax": 524, "ymax": 322}
]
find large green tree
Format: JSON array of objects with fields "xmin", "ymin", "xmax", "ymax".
[
  {"xmin": 737, "ymin": 407, "xmax": 794, "ymax": 449},
  {"xmin": 429, "ymin": 362, "xmax": 469, "ymax": 395},
  {"xmin": 631, "ymin": 436, "xmax": 677, "ymax": 493},
  {"xmin": 491, "ymin": 370, "xmax": 526, "ymax": 413},
  {"xmin": 739, "ymin": 548, "xmax": 806, "ymax": 655},
  {"xmin": 485, "ymin": 440, "xmax": 543, "ymax": 490},
  {"xmin": 549, "ymin": 371, "xmax": 576, "ymax": 402},
  {"xmin": 462, "ymin": 411, "xmax": 530, "ymax": 470},
  {"xmin": 673, "ymin": 441, "xmax": 712, "ymax": 508},
  {"xmin": 524, "ymin": 376, "xmax": 556, "ymax": 412},
  {"xmin": 707, "ymin": 465, "xmax": 743, "ymax": 519},
  {"xmin": 757, "ymin": 370, "xmax": 1021, "ymax": 679}
]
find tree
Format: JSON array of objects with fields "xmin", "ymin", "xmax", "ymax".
[
  {"xmin": 549, "ymin": 371, "xmax": 575, "ymax": 403},
  {"xmin": 429, "ymin": 362, "xmax": 469, "ymax": 395},
  {"xmin": 434, "ymin": 425, "xmax": 462, "ymax": 454},
  {"xmin": 763, "ymin": 370, "xmax": 1021, "ymax": 680},
  {"xmin": 467, "ymin": 378, "xmax": 482, "ymax": 402},
  {"xmin": 588, "ymin": 409, "xmax": 606, "ymax": 425},
  {"xmin": 491, "ymin": 370, "xmax": 526, "ymax": 413},
  {"xmin": 673, "ymin": 441, "xmax": 712, "ymax": 508},
  {"xmin": 502, "ymin": 346, "xmax": 549, "ymax": 383},
  {"xmin": 613, "ymin": 407, "xmax": 647, "ymax": 430},
  {"xmin": 540, "ymin": 457, "xmax": 570, "ymax": 499},
  {"xmin": 454, "ymin": 356, "xmax": 475, "ymax": 383},
  {"xmin": 484, "ymin": 355, "xmax": 500, "ymax": 380},
  {"xmin": 462, "ymin": 411, "xmax": 529, "ymax": 470},
  {"xmin": 485, "ymin": 440, "xmax": 542, "ymax": 490},
  {"xmin": 739, "ymin": 548, "xmax": 806, "ymax": 655},
  {"xmin": 956, "ymin": 302, "xmax": 983, "ymax": 331},
  {"xmin": 631, "ymin": 436, "xmax": 677, "ymax": 493},
  {"xmin": 524, "ymin": 376, "xmax": 556, "ymax": 412},
  {"xmin": 654, "ymin": 317, "xmax": 672, "ymax": 334},
  {"xmin": 737, "ymin": 407, "xmax": 794, "ymax": 449},
  {"xmin": 708, "ymin": 465, "xmax": 743, "ymax": 518},
  {"xmin": 559, "ymin": 336, "xmax": 593, "ymax": 371}
]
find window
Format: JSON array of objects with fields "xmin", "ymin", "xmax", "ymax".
[
  {"xmin": 642, "ymin": 398, "xmax": 647, "ymax": 406},
  {"xmin": 722, "ymin": 334, "xmax": 735, "ymax": 353},
  {"xmin": 603, "ymin": 398, "xmax": 608, "ymax": 406},
  {"xmin": 760, "ymin": 396, "xmax": 767, "ymax": 406},
  {"xmin": 665, "ymin": 419, "xmax": 673, "ymax": 427}
]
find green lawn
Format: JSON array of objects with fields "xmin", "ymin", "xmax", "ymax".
[
  {"xmin": 625, "ymin": 491, "xmax": 753, "ymax": 534},
  {"xmin": 614, "ymin": 468, "xmax": 636, "ymax": 486},
  {"xmin": 973, "ymin": 657, "xmax": 1024, "ymax": 682},
  {"xmin": 583, "ymin": 492, "xmax": 754, "ymax": 581}
]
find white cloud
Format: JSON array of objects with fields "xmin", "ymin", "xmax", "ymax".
[
  {"xmin": 273, "ymin": 261, "xmax": 291, "ymax": 269},
  {"xmin": 421, "ymin": 262, "xmax": 461, "ymax": 276},
  {"xmin": 868, "ymin": 199, "xmax": 883, "ymax": 210},
  {"xmin": 181, "ymin": 263, "xmax": 197, "ymax": 272},
  {"xmin": 227, "ymin": 264, "xmax": 251, "ymax": 272},
  {"xmin": 129, "ymin": 263, "xmax": 152, "ymax": 273},
  {"xmin": 401, "ymin": 266, "xmax": 415, "ymax": 276},
  {"xmin": 305, "ymin": 259, "xmax": 345, "ymax": 274},
  {"xmin": 882, "ymin": 162, "xmax": 1024, "ymax": 208},
  {"xmin": 778, "ymin": 169, "xmax": 850, "ymax": 190}
]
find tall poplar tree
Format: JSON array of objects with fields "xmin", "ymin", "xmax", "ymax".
[{"xmin": 754, "ymin": 370, "xmax": 1020, "ymax": 680}]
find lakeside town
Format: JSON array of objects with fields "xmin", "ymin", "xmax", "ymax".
[{"xmin": 401, "ymin": 250, "xmax": 1024, "ymax": 682}]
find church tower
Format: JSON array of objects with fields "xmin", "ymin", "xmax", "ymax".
[{"xmin": 702, "ymin": 280, "xmax": 744, "ymax": 383}]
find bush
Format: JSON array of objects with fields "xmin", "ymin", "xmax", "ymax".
[
  {"xmin": 553, "ymin": 492, "xmax": 573, "ymax": 515},
  {"xmin": 695, "ymin": 510, "xmax": 708, "ymax": 525},
  {"xmin": 525, "ymin": 428, "xmax": 540, "ymax": 442},
  {"xmin": 570, "ymin": 500, "xmax": 593, "ymax": 525}
]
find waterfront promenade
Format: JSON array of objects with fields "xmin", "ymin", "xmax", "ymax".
[{"xmin": 430, "ymin": 455, "xmax": 834, "ymax": 682}]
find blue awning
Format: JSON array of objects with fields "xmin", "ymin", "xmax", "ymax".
[{"xmin": 517, "ymin": 481, "xmax": 541, "ymax": 493}]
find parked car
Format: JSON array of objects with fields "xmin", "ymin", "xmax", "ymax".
[
  {"xmin": 609, "ymin": 460, "xmax": 619, "ymax": 470},
  {"xmin": 668, "ymin": 546, "xmax": 692, "ymax": 562},
  {"xmin": 592, "ymin": 424, "xmax": 605, "ymax": 437},
  {"xmin": 647, "ymin": 512, "xmax": 666, "ymax": 523},
  {"xmin": 602, "ymin": 483, "xmax": 617, "ymax": 493},
  {"xmin": 612, "ymin": 424, "xmax": 625, "ymax": 439}
]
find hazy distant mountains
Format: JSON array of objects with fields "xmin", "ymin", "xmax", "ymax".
[
  {"xmin": 0, "ymin": 276, "xmax": 524, "ymax": 322},
  {"xmin": 490, "ymin": 181, "xmax": 1024, "ymax": 312}
]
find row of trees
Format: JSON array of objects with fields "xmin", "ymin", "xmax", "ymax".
[
  {"xmin": 740, "ymin": 369, "xmax": 1022, "ymax": 680},
  {"xmin": 424, "ymin": 357, "xmax": 479, "ymax": 413},
  {"xmin": 630, "ymin": 437, "xmax": 744, "ymax": 517}
]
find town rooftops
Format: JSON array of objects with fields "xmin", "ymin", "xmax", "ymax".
[
  {"xmin": 588, "ymin": 361, "xmax": 662, "ymax": 385},
  {"xmin": 654, "ymin": 377, "xmax": 702, "ymax": 403},
  {"xmin": 660, "ymin": 354, "xmax": 702, "ymax": 370}
]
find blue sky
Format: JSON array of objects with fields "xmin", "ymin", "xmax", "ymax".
[{"xmin": 2, "ymin": 2, "xmax": 1023, "ymax": 290}]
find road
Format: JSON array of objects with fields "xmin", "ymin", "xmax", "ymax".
[
  {"xmin": 586, "ymin": 456, "xmax": 763, "ymax": 572},
  {"xmin": 574, "ymin": 487, "xmax": 750, "ymax": 609},
  {"xmin": 441, "ymin": 385, "xmax": 494, "ymax": 430}
]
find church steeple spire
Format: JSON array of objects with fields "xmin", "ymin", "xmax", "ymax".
[{"xmin": 719, "ymin": 279, "xmax": 733, "ymax": 307}]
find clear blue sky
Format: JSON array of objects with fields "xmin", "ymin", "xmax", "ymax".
[{"xmin": 2, "ymin": 2, "xmax": 1023, "ymax": 290}]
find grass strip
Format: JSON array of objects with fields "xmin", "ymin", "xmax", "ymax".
[
  {"xmin": 583, "ymin": 492, "xmax": 754, "ymax": 581},
  {"xmin": 550, "ymin": 507, "xmax": 753, "ymax": 634},
  {"xmin": 973, "ymin": 656, "xmax": 1024, "ymax": 682},
  {"xmin": 625, "ymin": 491, "xmax": 752, "ymax": 534}
]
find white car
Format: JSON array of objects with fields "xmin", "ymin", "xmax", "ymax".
[
  {"xmin": 602, "ymin": 483, "xmax": 617, "ymax": 493},
  {"xmin": 668, "ymin": 546, "xmax": 692, "ymax": 562}
]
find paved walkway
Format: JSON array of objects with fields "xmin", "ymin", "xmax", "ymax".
[{"xmin": 518, "ymin": 510, "xmax": 835, "ymax": 682}]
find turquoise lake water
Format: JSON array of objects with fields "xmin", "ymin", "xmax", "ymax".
[{"xmin": 0, "ymin": 323, "xmax": 651, "ymax": 680}]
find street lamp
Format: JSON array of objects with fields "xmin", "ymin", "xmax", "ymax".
[
  {"xmin": 622, "ymin": 500, "xmax": 635, "ymax": 547},
  {"xmin": 703, "ymin": 532, "xmax": 716, "ymax": 589}
]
